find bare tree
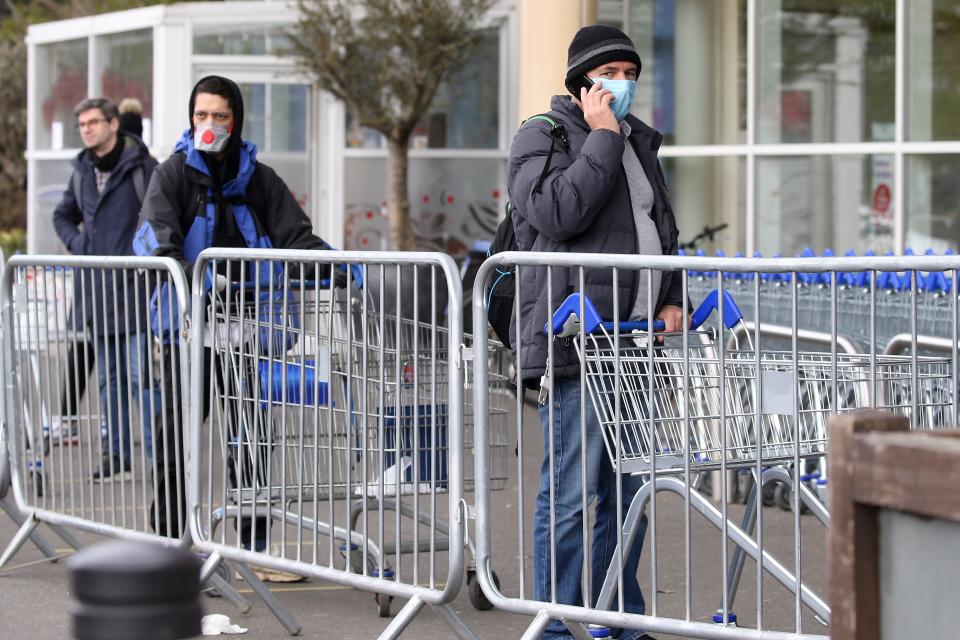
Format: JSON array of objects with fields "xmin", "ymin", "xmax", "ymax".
[{"xmin": 290, "ymin": 0, "xmax": 493, "ymax": 250}]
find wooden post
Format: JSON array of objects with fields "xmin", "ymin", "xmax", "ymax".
[
  {"xmin": 828, "ymin": 410, "xmax": 908, "ymax": 640},
  {"xmin": 829, "ymin": 410, "xmax": 960, "ymax": 638}
]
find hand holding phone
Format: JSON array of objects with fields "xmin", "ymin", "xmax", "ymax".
[
  {"xmin": 565, "ymin": 74, "xmax": 596, "ymax": 97},
  {"xmin": 570, "ymin": 75, "xmax": 618, "ymax": 133}
]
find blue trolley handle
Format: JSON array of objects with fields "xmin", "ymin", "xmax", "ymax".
[
  {"xmin": 689, "ymin": 289, "xmax": 745, "ymax": 331},
  {"xmin": 545, "ymin": 293, "xmax": 666, "ymax": 337},
  {"xmin": 545, "ymin": 289, "xmax": 744, "ymax": 337}
]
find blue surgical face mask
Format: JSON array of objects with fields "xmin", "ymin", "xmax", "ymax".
[{"xmin": 591, "ymin": 78, "xmax": 637, "ymax": 121}]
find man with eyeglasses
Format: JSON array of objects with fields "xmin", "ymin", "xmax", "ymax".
[{"xmin": 52, "ymin": 97, "xmax": 161, "ymax": 483}]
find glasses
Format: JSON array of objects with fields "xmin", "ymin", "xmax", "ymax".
[{"xmin": 75, "ymin": 117, "xmax": 108, "ymax": 130}]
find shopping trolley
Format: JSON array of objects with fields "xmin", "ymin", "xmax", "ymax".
[
  {"xmin": 197, "ymin": 261, "xmax": 509, "ymax": 616},
  {"xmin": 546, "ymin": 286, "xmax": 955, "ymax": 628}
]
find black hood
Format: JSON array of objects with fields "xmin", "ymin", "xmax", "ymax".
[{"xmin": 188, "ymin": 75, "xmax": 245, "ymax": 162}]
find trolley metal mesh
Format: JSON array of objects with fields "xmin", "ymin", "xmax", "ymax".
[
  {"xmin": 576, "ymin": 322, "xmax": 953, "ymax": 476},
  {"xmin": 202, "ymin": 279, "xmax": 509, "ymax": 519}
]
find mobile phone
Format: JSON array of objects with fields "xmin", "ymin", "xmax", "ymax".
[{"xmin": 565, "ymin": 74, "xmax": 597, "ymax": 98}]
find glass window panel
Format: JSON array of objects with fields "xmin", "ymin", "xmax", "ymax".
[
  {"xmin": 270, "ymin": 84, "xmax": 308, "ymax": 152},
  {"xmin": 662, "ymin": 156, "xmax": 746, "ymax": 254},
  {"xmin": 345, "ymin": 28, "xmax": 500, "ymax": 149},
  {"xmin": 95, "ymin": 29, "xmax": 153, "ymax": 144},
  {"xmin": 907, "ymin": 0, "xmax": 960, "ymax": 141},
  {"xmin": 35, "ymin": 39, "xmax": 88, "ymax": 150},
  {"xmin": 906, "ymin": 155, "xmax": 960, "ymax": 253},
  {"xmin": 595, "ymin": 1, "xmax": 747, "ymax": 146},
  {"xmin": 193, "ymin": 24, "xmax": 295, "ymax": 56},
  {"xmin": 343, "ymin": 157, "xmax": 506, "ymax": 254},
  {"xmin": 238, "ymin": 83, "xmax": 266, "ymax": 150},
  {"xmin": 32, "ymin": 160, "xmax": 74, "ymax": 254},
  {"xmin": 261, "ymin": 154, "xmax": 311, "ymax": 216},
  {"xmin": 235, "ymin": 82, "xmax": 311, "ymax": 213},
  {"xmin": 757, "ymin": 1, "xmax": 895, "ymax": 144},
  {"xmin": 756, "ymin": 155, "xmax": 894, "ymax": 257}
]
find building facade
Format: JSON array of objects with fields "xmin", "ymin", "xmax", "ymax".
[{"xmin": 25, "ymin": 0, "xmax": 960, "ymax": 257}]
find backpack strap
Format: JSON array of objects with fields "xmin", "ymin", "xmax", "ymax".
[
  {"xmin": 71, "ymin": 170, "xmax": 82, "ymax": 207},
  {"xmin": 523, "ymin": 114, "xmax": 569, "ymax": 195},
  {"xmin": 131, "ymin": 165, "xmax": 146, "ymax": 205}
]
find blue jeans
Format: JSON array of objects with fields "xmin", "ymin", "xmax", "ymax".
[
  {"xmin": 534, "ymin": 375, "xmax": 648, "ymax": 640},
  {"xmin": 96, "ymin": 333, "xmax": 161, "ymax": 461}
]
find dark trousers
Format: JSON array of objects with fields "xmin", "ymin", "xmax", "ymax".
[
  {"xmin": 151, "ymin": 344, "xmax": 269, "ymax": 545},
  {"xmin": 59, "ymin": 340, "xmax": 95, "ymax": 417}
]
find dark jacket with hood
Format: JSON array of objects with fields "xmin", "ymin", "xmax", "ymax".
[
  {"xmin": 508, "ymin": 95, "xmax": 683, "ymax": 382},
  {"xmin": 133, "ymin": 76, "xmax": 332, "ymax": 339},
  {"xmin": 53, "ymin": 132, "xmax": 157, "ymax": 336},
  {"xmin": 134, "ymin": 75, "xmax": 331, "ymax": 272}
]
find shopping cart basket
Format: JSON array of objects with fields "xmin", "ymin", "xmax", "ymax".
[
  {"xmin": 548, "ymin": 289, "xmax": 954, "ymax": 479},
  {"xmin": 199, "ymin": 264, "xmax": 509, "ymax": 616}
]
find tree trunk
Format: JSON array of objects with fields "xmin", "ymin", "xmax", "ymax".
[{"xmin": 386, "ymin": 138, "xmax": 416, "ymax": 251}]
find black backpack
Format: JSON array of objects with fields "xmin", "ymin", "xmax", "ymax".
[{"xmin": 487, "ymin": 114, "xmax": 569, "ymax": 350}]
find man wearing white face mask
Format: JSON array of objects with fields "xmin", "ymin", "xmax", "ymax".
[
  {"xmin": 133, "ymin": 77, "xmax": 336, "ymax": 570},
  {"xmin": 506, "ymin": 25, "xmax": 685, "ymax": 640}
]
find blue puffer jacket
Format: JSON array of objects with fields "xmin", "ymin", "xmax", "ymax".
[{"xmin": 53, "ymin": 133, "xmax": 157, "ymax": 336}]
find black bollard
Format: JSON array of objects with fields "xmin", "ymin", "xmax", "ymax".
[{"xmin": 68, "ymin": 540, "xmax": 203, "ymax": 640}]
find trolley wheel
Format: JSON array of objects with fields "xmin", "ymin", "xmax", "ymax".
[
  {"xmin": 467, "ymin": 570, "xmax": 500, "ymax": 611},
  {"xmin": 775, "ymin": 484, "xmax": 810, "ymax": 514},
  {"xmin": 202, "ymin": 560, "xmax": 233, "ymax": 598},
  {"xmin": 337, "ymin": 543, "xmax": 363, "ymax": 573},
  {"xmin": 32, "ymin": 469, "xmax": 45, "ymax": 498},
  {"xmin": 761, "ymin": 481, "xmax": 777, "ymax": 508},
  {"xmin": 697, "ymin": 472, "xmax": 713, "ymax": 496},
  {"xmin": 375, "ymin": 593, "xmax": 392, "ymax": 617},
  {"xmin": 774, "ymin": 483, "xmax": 791, "ymax": 512}
]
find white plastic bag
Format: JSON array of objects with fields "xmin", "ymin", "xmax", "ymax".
[{"xmin": 201, "ymin": 614, "xmax": 247, "ymax": 635}]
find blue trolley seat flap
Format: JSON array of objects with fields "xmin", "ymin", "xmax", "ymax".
[
  {"xmin": 258, "ymin": 358, "xmax": 330, "ymax": 406},
  {"xmin": 382, "ymin": 404, "xmax": 449, "ymax": 487}
]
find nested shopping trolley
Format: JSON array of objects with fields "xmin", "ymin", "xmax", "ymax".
[
  {"xmin": 189, "ymin": 249, "xmax": 509, "ymax": 635},
  {"xmin": 545, "ymin": 285, "xmax": 954, "ymax": 630}
]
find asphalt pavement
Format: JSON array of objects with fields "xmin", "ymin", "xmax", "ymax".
[{"xmin": 0, "ymin": 398, "xmax": 830, "ymax": 640}]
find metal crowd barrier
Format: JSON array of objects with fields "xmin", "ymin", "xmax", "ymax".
[
  {"xmin": 0, "ymin": 254, "xmax": 299, "ymax": 634},
  {"xmin": 187, "ymin": 248, "xmax": 509, "ymax": 640},
  {"xmin": 471, "ymin": 252, "xmax": 960, "ymax": 640},
  {"xmin": 0, "ymin": 249, "xmax": 83, "ymax": 562}
]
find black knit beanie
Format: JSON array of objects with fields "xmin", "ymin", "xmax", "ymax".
[{"xmin": 565, "ymin": 25, "xmax": 642, "ymax": 90}]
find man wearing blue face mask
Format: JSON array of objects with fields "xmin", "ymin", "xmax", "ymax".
[{"xmin": 506, "ymin": 24, "xmax": 684, "ymax": 640}]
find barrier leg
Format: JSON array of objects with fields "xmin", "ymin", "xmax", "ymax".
[
  {"xmin": 430, "ymin": 603, "xmax": 480, "ymax": 640},
  {"xmin": 207, "ymin": 572, "xmax": 251, "ymax": 613},
  {"xmin": 1, "ymin": 497, "xmax": 58, "ymax": 560},
  {"xmin": 520, "ymin": 611, "xmax": 553, "ymax": 640},
  {"xmin": 0, "ymin": 516, "xmax": 40, "ymax": 569},
  {"xmin": 232, "ymin": 560, "xmax": 302, "ymax": 636},
  {"xmin": 199, "ymin": 550, "xmax": 223, "ymax": 584},
  {"xmin": 46, "ymin": 523, "xmax": 83, "ymax": 552},
  {"xmin": 200, "ymin": 551, "xmax": 251, "ymax": 614},
  {"xmin": 376, "ymin": 595, "xmax": 425, "ymax": 640}
]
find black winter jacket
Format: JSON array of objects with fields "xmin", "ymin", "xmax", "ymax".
[
  {"xmin": 136, "ymin": 150, "xmax": 329, "ymax": 275},
  {"xmin": 508, "ymin": 96, "xmax": 683, "ymax": 382}
]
